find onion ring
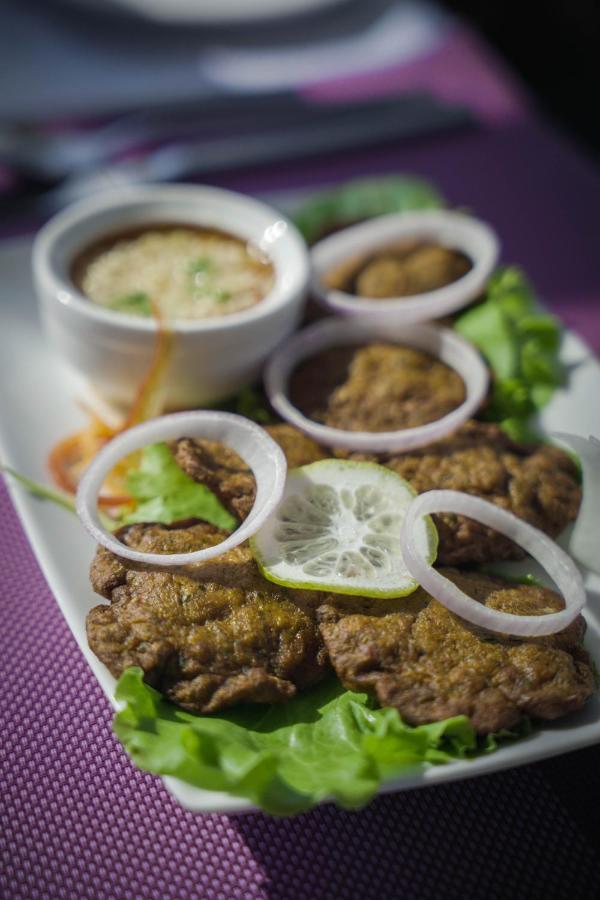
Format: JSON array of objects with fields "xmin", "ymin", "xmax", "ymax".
[
  {"xmin": 76, "ymin": 411, "xmax": 287, "ymax": 567},
  {"xmin": 311, "ymin": 210, "xmax": 499, "ymax": 322},
  {"xmin": 264, "ymin": 317, "xmax": 489, "ymax": 453},
  {"xmin": 400, "ymin": 490, "xmax": 585, "ymax": 636}
]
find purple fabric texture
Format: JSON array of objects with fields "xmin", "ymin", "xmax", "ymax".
[
  {"xmin": 3, "ymin": 24, "xmax": 600, "ymax": 900},
  {"xmin": 306, "ymin": 26, "xmax": 529, "ymax": 124}
]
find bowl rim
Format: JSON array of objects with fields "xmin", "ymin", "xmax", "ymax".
[
  {"xmin": 33, "ymin": 183, "xmax": 310, "ymax": 334},
  {"xmin": 309, "ymin": 208, "xmax": 500, "ymax": 322},
  {"xmin": 263, "ymin": 315, "xmax": 490, "ymax": 453}
]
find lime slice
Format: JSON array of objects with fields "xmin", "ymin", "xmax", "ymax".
[{"xmin": 250, "ymin": 459, "xmax": 438, "ymax": 597}]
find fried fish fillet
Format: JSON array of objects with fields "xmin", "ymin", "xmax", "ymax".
[
  {"xmin": 88, "ymin": 521, "xmax": 327, "ymax": 714},
  {"xmin": 318, "ymin": 569, "xmax": 594, "ymax": 734}
]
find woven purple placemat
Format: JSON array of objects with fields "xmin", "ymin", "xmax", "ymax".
[{"xmin": 2, "ymin": 481, "xmax": 600, "ymax": 900}]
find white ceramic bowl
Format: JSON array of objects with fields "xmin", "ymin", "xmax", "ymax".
[
  {"xmin": 33, "ymin": 184, "xmax": 310, "ymax": 410},
  {"xmin": 310, "ymin": 209, "xmax": 500, "ymax": 323}
]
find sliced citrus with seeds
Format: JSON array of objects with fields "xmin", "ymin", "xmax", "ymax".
[{"xmin": 250, "ymin": 459, "xmax": 437, "ymax": 597}]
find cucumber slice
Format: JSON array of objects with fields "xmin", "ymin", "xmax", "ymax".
[{"xmin": 250, "ymin": 459, "xmax": 437, "ymax": 597}]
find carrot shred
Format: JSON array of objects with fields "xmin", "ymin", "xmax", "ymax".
[
  {"xmin": 47, "ymin": 301, "xmax": 174, "ymax": 504},
  {"xmin": 123, "ymin": 300, "xmax": 174, "ymax": 429}
]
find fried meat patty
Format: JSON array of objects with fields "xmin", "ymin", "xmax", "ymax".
[
  {"xmin": 289, "ymin": 343, "xmax": 465, "ymax": 432},
  {"xmin": 171, "ymin": 425, "xmax": 327, "ymax": 523},
  {"xmin": 355, "ymin": 244, "xmax": 471, "ymax": 299},
  {"xmin": 172, "ymin": 420, "xmax": 580, "ymax": 565},
  {"xmin": 382, "ymin": 421, "xmax": 581, "ymax": 564},
  {"xmin": 324, "ymin": 241, "xmax": 471, "ymax": 299},
  {"xmin": 318, "ymin": 569, "xmax": 594, "ymax": 734},
  {"xmin": 88, "ymin": 521, "xmax": 327, "ymax": 714},
  {"xmin": 265, "ymin": 423, "xmax": 329, "ymax": 469},
  {"xmin": 172, "ymin": 417, "xmax": 580, "ymax": 565},
  {"xmin": 170, "ymin": 438, "xmax": 256, "ymax": 521}
]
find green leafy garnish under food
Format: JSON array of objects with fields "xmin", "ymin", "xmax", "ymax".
[
  {"xmin": 223, "ymin": 386, "xmax": 273, "ymax": 425},
  {"xmin": 293, "ymin": 175, "xmax": 445, "ymax": 244},
  {"xmin": 114, "ymin": 667, "xmax": 530, "ymax": 816},
  {"xmin": 121, "ymin": 442, "xmax": 236, "ymax": 531},
  {"xmin": 455, "ymin": 267, "xmax": 564, "ymax": 441},
  {"xmin": 109, "ymin": 291, "xmax": 152, "ymax": 317}
]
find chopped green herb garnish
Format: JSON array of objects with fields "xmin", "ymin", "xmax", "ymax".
[
  {"xmin": 109, "ymin": 291, "xmax": 152, "ymax": 317},
  {"xmin": 189, "ymin": 257, "xmax": 214, "ymax": 276},
  {"xmin": 481, "ymin": 568, "xmax": 545, "ymax": 588}
]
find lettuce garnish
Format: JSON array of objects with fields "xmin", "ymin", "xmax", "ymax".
[
  {"xmin": 293, "ymin": 175, "xmax": 445, "ymax": 244},
  {"xmin": 230, "ymin": 386, "xmax": 273, "ymax": 424},
  {"xmin": 455, "ymin": 267, "xmax": 564, "ymax": 441},
  {"xmin": 114, "ymin": 667, "xmax": 530, "ymax": 816},
  {"xmin": 121, "ymin": 442, "xmax": 236, "ymax": 531}
]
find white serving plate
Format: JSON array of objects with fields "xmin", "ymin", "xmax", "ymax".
[{"xmin": 2, "ymin": 236, "xmax": 600, "ymax": 815}]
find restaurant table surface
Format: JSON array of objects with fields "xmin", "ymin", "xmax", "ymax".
[{"xmin": 2, "ymin": 21, "xmax": 600, "ymax": 900}]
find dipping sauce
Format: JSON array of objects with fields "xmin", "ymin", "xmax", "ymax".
[
  {"xmin": 289, "ymin": 343, "xmax": 466, "ymax": 432},
  {"xmin": 72, "ymin": 225, "xmax": 275, "ymax": 319},
  {"xmin": 325, "ymin": 240, "xmax": 471, "ymax": 300}
]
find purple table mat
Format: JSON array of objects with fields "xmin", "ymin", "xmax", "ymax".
[
  {"xmin": 306, "ymin": 25, "xmax": 529, "ymax": 125},
  {"xmin": 3, "ymin": 24, "xmax": 600, "ymax": 900}
]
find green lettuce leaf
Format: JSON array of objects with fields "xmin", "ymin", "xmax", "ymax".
[
  {"xmin": 293, "ymin": 175, "xmax": 445, "ymax": 244},
  {"xmin": 122, "ymin": 442, "xmax": 236, "ymax": 531},
  {"xmin": 455, "ymin": 267, "xmax": 563, "ymax": 440},
  {"xmin": 114, "ymin": 667, "xmax": 529, "ymax": 816}
]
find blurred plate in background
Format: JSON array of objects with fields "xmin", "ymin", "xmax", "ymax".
[{"xmin": 61, "ymin": 0, "xmax": 349, "ymax": 24}]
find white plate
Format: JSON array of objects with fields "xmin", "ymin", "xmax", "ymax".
[{"xmin": 2, "ymin": 236, "xmax": 600, "ymax": 815}]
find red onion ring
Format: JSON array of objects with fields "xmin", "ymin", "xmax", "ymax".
[
  {"xmin": 77, "ymin": 411, "xmax": 287, "ymax": 567},
  {"xmin": 400, "ymin": 490, "xmax": 585, "ymax": 636},
  {"xmin": 264, "ymin": 317, "xmax": 489, "ymax": 453},
  {"xmin": 311, "ymin": 210, "xmax": 500, "ymax": 322}
]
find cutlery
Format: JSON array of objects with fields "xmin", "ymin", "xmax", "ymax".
[{"xmin": 1, "ymin": 93, "xmax": 473, "ymax": 223}]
